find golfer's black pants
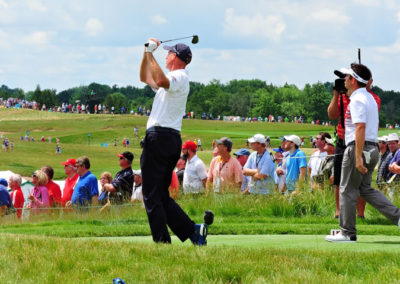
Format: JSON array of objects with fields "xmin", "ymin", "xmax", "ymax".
[{"xmin": 141, "ymin": 127, "xmax": 194, "ymax": 243}]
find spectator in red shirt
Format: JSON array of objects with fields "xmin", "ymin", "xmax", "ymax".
[
  {"xmin": 42, "ymin": 166, "xmax": 62, "ymax": 208},
  {"xmin": 61, "ymin": 159, "xmax": 79, "ymax": 207},
  {"xmin": 9, "ymin": 174, "xmax": 25, "ymax": 219}
]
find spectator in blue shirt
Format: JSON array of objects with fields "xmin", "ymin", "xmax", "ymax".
[
  {"xmin": 71, "ymin": 156, "xmax": 99, "ymax": 209},
  {"xmin": 243, "ymin": 134, "xmax": 276, "ymax": 195},
  {"xmin": 0, "ymin": 179, "xmax": 12, "ymax": 217},
  {"xmin": 284, "ymin": 135, "xmax": 307, "ymax": 194}
]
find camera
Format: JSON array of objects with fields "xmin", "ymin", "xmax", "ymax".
[{"xmin": 333, "ymin": 78, "xmax": 347, "ymax": 94}]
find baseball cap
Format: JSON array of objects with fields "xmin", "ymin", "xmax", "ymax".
[
  {"xmin": 273, "ymin": 147, "xmax": 284, "ymax": 154},
  {"xmin": 334, "ymin": 67, "xmax": 369, "ymax": 84},
  {"xmin": 325, "ymin": 138, "xmax": 335, "ymax": 146},
  {"xmin": 248, "ymin": 134, "xmax": 266, "ymax": 144},
  {"xmin": 61, "ymin": 158, "xmax": 76, "ymax": 167},
  {"xmin": 163, "ymin": 43, "xmax": 192, "ymax": 64},
  {"xmin": 133, "ymin": 170, "xmax": 142, "ymax": 177},
  {"xmin": 378, "ymin": 136, "xmax": 388, "ymax": 143},
  {"xmin": 387, "ymin": 133, "xmax": 399, "ymax": 142},
  {"xmin": 182, "ymin": 140, "xmax": 197, "ymax": 151},
  {"xmin": 0, "ymin": 178, "xmax": 8, "ymax": 187},
  {"xmin": 216, "ymin": 137, "xmax": 233, "ymax": 151},
  {"xmin": 117, "ymin": 151, "xmax": 134, "ymax": 162},
  {"xmin": 284, "ymin": 135, "xmax": 301, "ymax": 146},
  {"xmin": 234, "ymin": 148, "xmax": 250, "ymax": 156}
]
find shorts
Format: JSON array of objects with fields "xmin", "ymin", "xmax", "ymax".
[{"xmin": 333, "ymin": 139, "xmax": 346, "ymax": 186}]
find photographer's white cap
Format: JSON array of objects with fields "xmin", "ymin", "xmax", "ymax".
[
  {"xmin": 335, "ymin": 67, "xmax": 369, "ymax": 84},
  {"xmin": 248, "ymin": 133, "xmax": 266, "ymax": 144},
  {"xmin": 284, "ymin": 135, "xmax": 301, "ymax": 146},
  {"xmin": 387, "ymin": 133, "xmax": 399, "ymax": 142}
]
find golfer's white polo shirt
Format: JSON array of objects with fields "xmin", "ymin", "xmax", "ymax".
[
  {"xmin": 344, "ymin": 87, "xmax": 378, "ymax": 146},
  {"xmin": 146, "ymin": 69, "xmax": 189, "ymax": 132},
  {"xmin": 183, "ymin": 155, "xmax": 208, "ymax": 194}
]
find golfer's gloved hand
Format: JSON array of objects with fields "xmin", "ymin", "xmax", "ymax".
[{"xmin": 145, "ymin": 40, "xmax": 158, "ymax": 53}]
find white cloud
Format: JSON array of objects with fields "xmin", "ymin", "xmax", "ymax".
[
  {"xmin": 397, "ymin": 10, "xmax": 400, "ymax": 22},
  {"xmin": 224, "ymin": 8, "xmax": 286, "ymax": 42},
  {"xmin": 26, "ymin": 0, "xmax": 47, "ymax": 12},
  {"xmin": 0, "ymin": 0, "xmax": 8, "ymax": 8},
  {"xmin": 311, "ymin": 9, "xmax": 350, "ymax": 24},
  {"xmin": 21, "ymin": 31, "xmax": 50, "ymax": 46},
  {"xmin": 351, "ymin": 0, "xmax": 379, "ymax": 7},
  {"xmin": 0, "ymin": 29, "xmax": 10, "ymax": 48},
  {"xmin": 85, "ymin": 18, "xmax": 103, "ymax": 36},
  {"xmin": 151, "ymin": 14, "xmax": 167, "ymax": 25}
]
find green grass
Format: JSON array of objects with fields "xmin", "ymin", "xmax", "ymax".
[
  {"xmin": 0, "ymin": 108, "xmax": 331, "ymax": 178},
  {"xmin": 1, "ymin": 108, "xmax": 400, "ymax": 283},
  {"xmin": 1, "ymin": 234, "xmax": 400, "ymax": 283}
]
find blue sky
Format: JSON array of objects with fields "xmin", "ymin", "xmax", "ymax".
[{"xmin": 0, "ymin": 0, "xmax": 399, "ymax": 92}]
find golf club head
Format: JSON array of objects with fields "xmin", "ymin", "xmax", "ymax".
[{"xmin": 192, "ymin": 35, "xmax": 199, "ymax": 44}]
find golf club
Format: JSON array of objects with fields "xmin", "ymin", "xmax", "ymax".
[{"xmin": 144, "ymin": 35, "xmax": 198, "ymax": 47}]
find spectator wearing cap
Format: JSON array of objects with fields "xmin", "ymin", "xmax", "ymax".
[
  {"xmin": 207, "ymin": 137, "xmax": 242, "ymax": 193},
  {"xmin": 376, "ymin": 136, "xmax": 390, "ymax": 188},
  {"xmin": 9, "ymin": 174, "xmax": 24, "ymax": 219},
  {"xmin": 308, "ymin": 132, "xmax": 331, "ymax": 189},
  {"xmin": 284, "ymin": 135, "xmax": 307, "ymax": 194},
  {"xmin": 61, "ymin": 159, "xmax": 79, "ymax": 208},
  {"xmin": 243, "ymin": 134, "xmax": 275, "ymax": 195},
  {"xmin": 182, "ymin": 140, "xmax": 208, "ymax": 194},
  {"xmin": 233, "ymin": 148, "xmax": 251, "ymax": 192},
  {"xmin": 27, "ymin": 170, "xmax": 49, "ymax": 214},
  {"xmin": 100, "ymin": 151, "xmax": 134, "ymax": 204},
  {"xmin": 388, "ymin": 133, "xmax": 400, "ymax": 182},
  {"xmin": 315, "ymin": 138, "xmax": 336, "ymax": 188},
  {"xmin": 0, "ymin": 179, "xmax": 12, "ymax": 217},
  {"xmin": 71, "ymin": 156, "xmax": 99, "ymax": 209},
  {"xmin": 275, "ymin": 138, "xmax": 290, "ymax": 193},
  {"xmin": 131, "ymin": 170, "xmax": 143, "ymax": 204},
  {"xmin": 42, "ymin": 166, "xmax": 62, "ymax": 208}
]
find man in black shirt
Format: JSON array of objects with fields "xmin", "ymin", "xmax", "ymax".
[{"xmin": 100, "ymin": 151, "xmax": 134, "ymax": 204}]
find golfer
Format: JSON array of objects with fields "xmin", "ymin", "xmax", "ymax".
[
  {"xmin": 326, "ymin": 63, "xmax": 400, "ymax": 242},
  {"xmin": 139, "ymin": 38, "xmax": 212, "ymax": 245}
]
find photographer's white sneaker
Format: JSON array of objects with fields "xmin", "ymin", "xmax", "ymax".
[{"xmin": 325, "ymin": 231, "xmax": 356, "ymax": 243}]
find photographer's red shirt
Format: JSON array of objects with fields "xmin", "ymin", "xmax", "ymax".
[{"xmin": 337, "ymin": 90, "xmax": 380, "ymax": 140}]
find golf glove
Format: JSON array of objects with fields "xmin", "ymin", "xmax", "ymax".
[{"xmin": 145, "ymin": 40, "xmax": 157, "ymax": 53}]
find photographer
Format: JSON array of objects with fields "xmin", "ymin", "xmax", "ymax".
[{"xmin": 327, "ymin": 73, "xmax": 380, "ymax": 219}]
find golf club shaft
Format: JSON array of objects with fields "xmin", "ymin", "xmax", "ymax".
[{"xmin": 144, "ymin": 35, "xmax": 196, "ymax": 47}]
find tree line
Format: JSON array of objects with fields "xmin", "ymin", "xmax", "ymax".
[{"xmin": 1, "ymin": 79, "xmax": 399, "ymax": 126}]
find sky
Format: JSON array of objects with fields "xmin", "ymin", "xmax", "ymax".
[{"xmin": 0, "ymin": 0, "xmax": 400, "ymax": 92}]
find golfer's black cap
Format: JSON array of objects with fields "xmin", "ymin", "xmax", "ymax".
[
  {"xmin": 117, "ymin": 151, "xmax": 134, "ymax": 162},
  {"xmin": 163, "ymin": 43, "xmax": 192, "ymax": 64}
]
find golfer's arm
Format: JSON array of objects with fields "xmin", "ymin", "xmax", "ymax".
[
  {"xmin": 327, "ymin": 91, "xmax": 340, "ymax": 120},
  {"xmin": 355, "ymin": 123, "xmax": 366, "ymax": 161},
  {"xmin": 146, "ymin": 53, "xmax": 170, "ymax": 89},
  {"xmin": 139, "ymin": 53, "xmax": 158, "ymax": 89}
]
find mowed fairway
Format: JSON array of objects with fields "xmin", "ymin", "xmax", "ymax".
[{"xmin": 1, "ymin": 108, "xmax": 400, "ymax": 283}]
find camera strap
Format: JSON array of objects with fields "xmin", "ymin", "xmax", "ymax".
[{"xmin": 339, "ymin": 93, "xmax": 345, "ymax": 135}]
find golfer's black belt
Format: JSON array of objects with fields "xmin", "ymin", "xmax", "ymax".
[
  {"xmin": 146, "ymin": 126, "xmax": 180, "ymax": 136},
  {"xmin": 347, "ymin": 141, "xmax": 378, "ymax": 147}
]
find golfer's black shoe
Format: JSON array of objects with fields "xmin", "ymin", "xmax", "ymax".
[
  {"xmin": 190, "ymin": 210, "xmax": 214, "ymax": 246},
  {"xmin": 204, "ymin": 210, "xmax": 214, "ymax": 225}
]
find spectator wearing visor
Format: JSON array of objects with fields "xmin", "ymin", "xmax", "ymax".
[{"xmin": 233, "ymin": 148, "xmax": 251, "ymax": 192}]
